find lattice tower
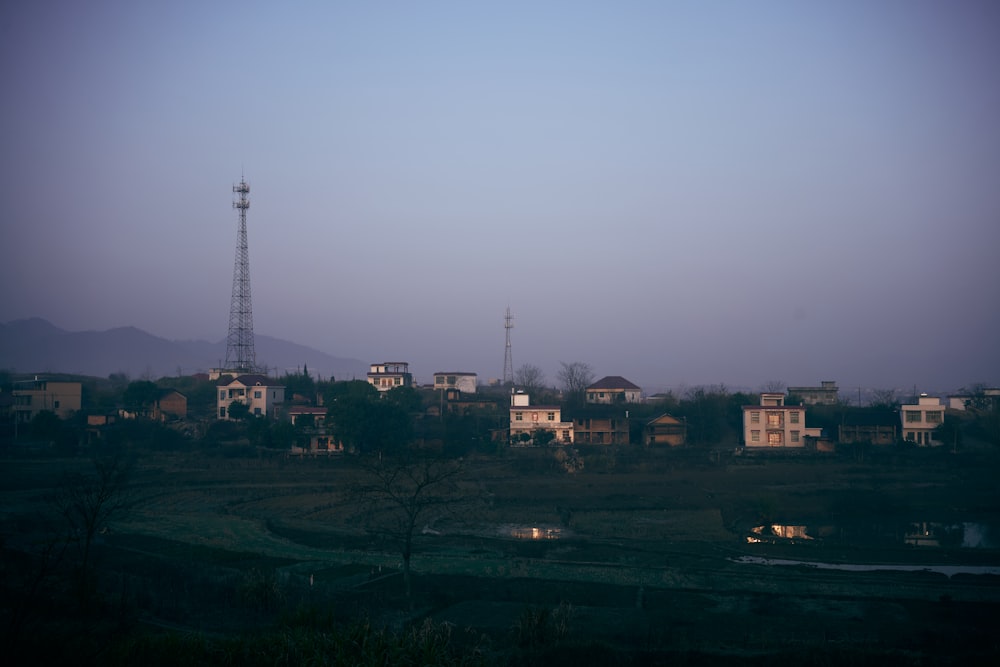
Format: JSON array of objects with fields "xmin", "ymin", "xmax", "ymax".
[
  {"xmin": 502, "ymin": 306, "xmax": 514, "ymax": 386},
  {"xmin": 224, "ymin": 177, "xmax": 256, "ymax": 374}
]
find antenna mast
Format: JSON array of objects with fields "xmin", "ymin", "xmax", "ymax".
[
  {"xmin": 502, "ymin": 306, "xmax": 514, "ymax": 386},
  {"xmin": 224, "ymin": 176, "xmax": 256, "ymax": 374}
]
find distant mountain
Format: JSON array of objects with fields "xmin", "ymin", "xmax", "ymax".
[{"xmin": 0, "ymin": 318, "xmax": 367, "ymax": 381}]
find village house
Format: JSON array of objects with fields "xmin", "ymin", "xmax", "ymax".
[
  {"xmin": 585, "ymin": 376, "xmax": 642, "ymax": 404},
  {"xmin": 367, "ymin": 361, "xmax": 413, "ymax": 392},
  {"xmin": 786, "ymin": 381, "xmax": 840, "ymax": 406},
  {"xmin": 572, "ymin": 411, "xmax": 630, "ymax": 445},
  {"xmin": 644, "ymin": 413, "xmax": 687, "ymax": 446},
  {"xmin": 742, "ymin": 393, "xmax": 821, "ymax": 448},
  {"xmin": 900, "ymin": 394, "xmax": 945, "ymax": 446},
  {"xmin": 286, "ymin": 405, "xmax": 343, "ymax": 455},
  {"xmin": 432, "ymin": 371, "xmax": 477, "ymax": 394},
  {"xmin": 509, "ymin": 390, "xmax": 573, "ymax": 445},
  {"xmin": 216, "ymin": 374, "xmax": 285, "ymax": 420},
  {"xmin": 838, "ymin": 410, "xmax": 898, "ymax": 446},
  {"xmin": 11, "ymin": 378, "xmax": 82, "ymax": 423}
]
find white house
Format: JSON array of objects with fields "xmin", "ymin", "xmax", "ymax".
[
  {"xmin": 900, "ymin": 395, "xmax": 945, "ymax": 446},
  {"xmin": 217, "ymin": 374, "xmax": 285, "ymax": 420},
  {"xmin": 367, "ymin": 362, "xmax": 413, "ymax": 392},
  {"xmin": 585, "ymin": 376, "xmax": 642, "ymax": 404},
  {"xmin": 433, "ymin": 372, "xmax": 477, "ymax": 394},
  {"xmin": 743, "ymin": 393, "xmax": 821, "ymax": 448},
  {"xmin": 509, "ymin": 391, "xmax": 574, "ymax": 445}
]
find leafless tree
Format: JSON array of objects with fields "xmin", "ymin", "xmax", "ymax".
[
  {"xmin": 759, "ymin": 380, "xmax": 786, "ymax": 394},
  {"xmin": 350, "ymin": 454, "xmax": 473, "ymax": 603},
  {"xmin": 557, "ymin": 361, "xmax": 594, "ymax": 400},
  {"xmin": 869, "ymin": 388, "xmax": 900, "ymax": 410},
  {"xmin": 52, "ymin": 453, "xmax": 133, "ymax": 607},
  {"xmin": 514, "ymin": 363, "xmax": 547, "ymax": 397}
]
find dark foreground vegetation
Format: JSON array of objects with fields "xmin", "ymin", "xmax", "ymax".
[{"xmin": 3, "ymin": 441, "xmax": 1000, "ymax": 666}]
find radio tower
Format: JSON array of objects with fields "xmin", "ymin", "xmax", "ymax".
[
  {"xmin": 224, "ymin": 176, "xmax": 256, "ymax": 374},
  {"xmin": 502, "ymin": 306, "xmax": 514, "ymax": 386}
]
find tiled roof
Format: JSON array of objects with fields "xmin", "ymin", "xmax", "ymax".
[{"xmin": 587, "ymin": 376, "xmax": 641, "ymax": 391}]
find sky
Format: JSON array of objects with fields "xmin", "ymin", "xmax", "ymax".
[{"xmin": 2, "ymin": 1, "xmax": 999, "ymax": 393}]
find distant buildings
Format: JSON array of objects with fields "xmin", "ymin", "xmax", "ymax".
[
  {"xmin": 786, "ymin": 381, "xmax": 839, "ymax": 406},
  {"xmin": 900, "ymin": 395, "xmax": 944, "ymax": 446},
  {"xmin": 216, "ymin": 374, "xmax": 285, "ymax": 420},
  {"xmin": 585, "ymin": 376, "xmax": 642, "ymax": 404},
  {"xmin": 742, "ymin": 393, "xmax": 821, "ymax": 448},
  {"xmin": 367, "ymin": 362, "xmax": 413, "ymax": 392},
  {"xmin": 433, "ymin": 372, "xmax": 477, "ymax": 394},
  {"xmin": 11, "ymin": 378, "xmax": 81, "ymax": 422},
  {"xmin": 509, "ymin": 391, "xmax": 574, "ymax": 445}
]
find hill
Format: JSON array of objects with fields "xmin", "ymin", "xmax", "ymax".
[{"xmin": 0, "ymin": 318, "xmax": 367, "ymax": 381}]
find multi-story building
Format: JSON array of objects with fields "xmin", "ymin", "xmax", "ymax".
[
  {"xmin": 11, "ymin": 378, "xmax": 82, "ymax": 422},
  {"xmin": 786, "ymin": 381, "xmax": 839, "ymax": 406},
  {"xmin": 900, "ymin": 395, "xmax": 945, "ymax": 446},
  {"xmin": 217, "ymin": 374, "xmax": 285, "ymax": 419},
  {"xmin": 644, "ymin": 413, "xmax": 687, "ymax": 446},
  {"xmin": 573, "ymin": 413, "xmax": 629, "ymax": 445},
  {"xmin": 432, "ymin": 372, "xmax": 477, "ymax": 394},
  {"xmin": 585, "ymin": 376, "xmax": 642, "ymax": 404},
  {"xmin": 367, "ymin": 362, "xmax": 413, "ymax": 392},
  {"xmin": 742, "ymin": 393, "xmax": 821, "ymax": 448},
  {"xmin": 509, "ymin": 391, "xmax": 573, "ymax": 445}
]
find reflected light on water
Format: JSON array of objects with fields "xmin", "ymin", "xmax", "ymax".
[{"xmin": 503, "ymin": 525, "xmax": 563, "ymax": 540}]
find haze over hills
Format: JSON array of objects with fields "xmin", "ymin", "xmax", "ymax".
[{"xmin": 0, "ymin": 318, "xmax": 367, "ymax": 382}]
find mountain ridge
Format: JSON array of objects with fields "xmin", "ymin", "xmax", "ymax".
[{"xmin": 0, "ymin": 318, "xmax": 367, "ymax": 381}]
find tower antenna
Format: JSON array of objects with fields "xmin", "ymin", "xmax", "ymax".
[
  {"xmin": 502, "ymin": 306, "xmax": 514, "ymax": 386},
  {"xmin": 224, "ymin": 175, "xmax": 256, "ymax": 374}
]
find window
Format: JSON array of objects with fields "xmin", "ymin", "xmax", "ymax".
[
  {"xmin": 220, "ymin": 407, "xmax": 226, "ymax": 418},
  {"xmin": 768, "ymin": 431, "xmax": 784, "ymax": 446},
  {"xmin": 436, "ymin": 376, "xmax": 444, "ymax": 384},
  {"xmin": 220, "ymin": 391, "xmax": 225, "ymax": 400},
  {"xmin": 562, "ymin": 430, "xmax": 569, "ymax": 441},
  {"xmin": 394, "ymin": 377, "xmax": 402, "ymax": 385},
  {"xmin": 789, "ymin": 411, "xmax": 800, "ymax": 424},
  {"xmin": 925, "ymin": 411, "xmax": 942, "ymax": 424},
  {"xmin": 254, "ymin": 390, "xmax": 262, "ymax": 399},
  {"xmin": 447, "ymin": 376, "xmax": 456, "ymax": 384},
  {"xmin": 791, "ymin": 430, "xmax": 800, "ymax": 443},
  {"xmin": 766, "ymin": 412, "xmax": 784, "ymax": 427},
  {"xmin": 750, "ymin": 411, "xmax": 760, "ymax": 424},
  {"xmin": 515, "ymin": 412, "xmax": 523, "ymax": 421},
  {"xmin": 751, "ymin": 430, "xmax": 760, "ymax": 442},
  {"xmin": 905, "ymin": 411, "xmax": 921, "ymax": 423},
  {"xmin": 547, "ymin": 412, "xmax": 555, "ymax": 421},
  {"xmin": 254, "ymin": 407, "xmax": 261, "ymax": 416}
]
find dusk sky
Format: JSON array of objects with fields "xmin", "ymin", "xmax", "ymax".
[{"xmin": 2, "ymin": 1, "xmax": 998, "ymax": 393}]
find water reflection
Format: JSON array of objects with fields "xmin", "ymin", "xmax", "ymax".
[
  {"xmin": 501, "ymin": 524, "xmax": 565, "ymax": 540},
  {"xmin": 748, "ymin": 521, "xmax": 998, "ymax": 549}
]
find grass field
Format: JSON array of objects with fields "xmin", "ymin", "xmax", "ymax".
[{"xmin": 2, "ymin": 444, "xmax": 999, "ymax": 664}]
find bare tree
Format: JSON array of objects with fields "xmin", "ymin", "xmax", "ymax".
[
  {"xmin": 759, "ymin": 380, "xmax": 786, "ymax": 394},
  {"xmin": 53, "ymin": 453, "xmax": 133, "ymax": 608},
  {"xmin": 514, "ymin": 364, "xmax": 547, "ymax": 397},
  {"xmin": 557, "ymin": 361, "xmax": 594, "ymax": 401},
  {"xmin": 869, "ymin": 388, "xmax": 900, "ymax": 410},
  {"xmin": 350, "ymin": 454, "xmax": 472, "ymax": 603}
]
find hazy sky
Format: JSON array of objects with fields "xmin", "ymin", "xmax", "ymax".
[{"xmin": 2, "ymin": 1, "xmax": 998, "ymax": 392}]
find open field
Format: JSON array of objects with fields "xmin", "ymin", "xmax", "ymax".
[{"xmin": 3, "ymin": 445, "xmax": 1000, "ymax": 664}]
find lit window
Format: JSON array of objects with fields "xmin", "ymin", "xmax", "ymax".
[
  {"xmin": 766, "ymin": 412, "xmax": 784, "ymax": 427},
  {"xmin": 768, "ymin": 431, "xmax": 783, "ymax": 446}
]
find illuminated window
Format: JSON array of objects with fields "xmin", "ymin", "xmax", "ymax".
[
  {"xmin": 768, "ymin": 431, "xmax": 784, "ymax": 446},
  {"xmin": 905, "ymin": 411, "xmax": 921, "ymax": 423},
  {"xmin": 766, "ymin": 412, "xmax": 784, "ymax": 427},
  {"xmin": 750, "ymin": 411, "xmax": 760, "ymax": 424}
]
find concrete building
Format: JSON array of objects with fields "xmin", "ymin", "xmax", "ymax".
[
  {"xmin": 585, "ymin": 376, "xmax": 642, "ymax": 404},
  {"xmin": 644, "ymin": 414, "xmax": 687, "ymax": 446},
  {"xmin": 11, "ymin": 378, "xmax": 82, "ymax": 422},
  {"xmin": 786, "ymin": 381, "xmax": 839, "ymax": 406},
  {"xmin": 432, "ymin": 372, "xmax": 477, "ymax": 394},
  {"xmin": 217, "ymin": 374, "xmax": 285, "ymax": 420},
  {"xmin": 900, "ymin": 395, "xmax": 945, "ymax": 446},
  {"xmin": 743, "ymin": 393, "xmax": 821, "ymax": 448},
  {"xmin": 367, "ymin": 362, "xmax": 413, "ymax": 392},
  {"xmin": 509, "ymin": 390, "xmax": 573, "ymax": 445}
]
